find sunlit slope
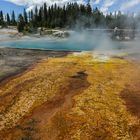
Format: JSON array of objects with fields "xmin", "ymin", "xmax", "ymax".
[{"xmin": 0, "ymin": 53, "xmax": 139, "ymax": 140}]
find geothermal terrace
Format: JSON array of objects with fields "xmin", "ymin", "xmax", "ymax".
[
  {"xmin": 0, "ymin": 51, "xmax": 139, "ymax": 140},
  {"xmin": 0, "ymin": 29, "xmax": 140, "ymax": 140}
]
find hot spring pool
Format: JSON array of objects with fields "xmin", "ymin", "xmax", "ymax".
[
  {"xmin": 0, "ymin": 39, "xmax": 98, "ymax": 51},
  {"xmin": 0, "ymin": 37, "xmax": 124, "ymax": 51}
]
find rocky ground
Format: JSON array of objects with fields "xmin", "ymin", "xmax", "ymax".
[
  {"xmin": 0, "ymin": 47, "xmax": 71, "ymax": 82},
  {"xmin": 0, "ymin": 53, "xmax": 139, "ymax": 140},
  {"xmin": 0, "ymin": 27, "xmax": 72, "ymax": 42},
  {"xmin": 0, "ymin": 28, "xmax": 72, "ymax": 83}
]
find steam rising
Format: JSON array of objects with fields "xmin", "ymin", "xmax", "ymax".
[{"xmin": 68, "ymin": 29, "xmax": 140, "ymax": 61}]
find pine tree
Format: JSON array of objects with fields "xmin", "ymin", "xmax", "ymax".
[
  {"xmin": 17, "ymin": 14, "xmax": 25, "ymax": 32},
  {"xmin": 38, "ymin": 6, "xmax": 43, "ymax": 27},
  {"xmin": 86, "ymin": 3, "xmax": 92, "ymax": 16},
  {"xmin": 0, "ymin": 2, "xmax": 138, "ymax": 31},
  {"xmin": 34, "ymin": 6, "xmax": 38, "ymax": 25},
  {"xmin": 23, "ymin": 9, "xmax": 28, "ymax": 24},
  {"xmin": 0, "ymin": 11, "xmax": 4, "ymax": 26},
  {"xmin": 30, "ymin": 10, "xmax": 34, "ymax": 22},
  {"xmin": 43, "ymin": 3, "xmax": 47, "ymax": 21},
  {"xmin": 11, "ymin": 11, "xmax": 16, "ymax": 25},
  {"xmin": 6, "ymin": 13, "xmax": 11, "ymax": 25}
]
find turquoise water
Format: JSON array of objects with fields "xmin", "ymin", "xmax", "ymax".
[
  {"xmin": 0, "ymin": 39, "xmax": 98, "ymax": 51},
  {"xmin": 0, "ymin": 36, "xmax": 122, "ymax": 51}
]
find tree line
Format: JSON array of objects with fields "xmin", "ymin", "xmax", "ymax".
[
  {"xmin": 0, "ymin": 2, "xmax": 140, "ymax": 32},
  {"xmin": 0, "ymin": 11, "xmax": 16, "ymax": 26}
]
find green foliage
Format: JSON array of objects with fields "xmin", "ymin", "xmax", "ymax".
[
  {"xmin": 17, "ymin": 14, "xmax": 25, "ymax": 32},
  {"xmin": 0, "ymin": 11, "xmax": 5, "ymax": 27},
  {"xmin": 24, "ymin": 9, "xmax": 28, "ymax": 24},
  {"xmin": 6, "ymin": 13, "xmax": 11, "ymax": 25},
  {"xmin": 11, "ymin": 11, "xmax": 16, "ymax": 26},
  {"xmin": 0, "ymin": 2, "xmax": 140, "ymax": 32}
]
